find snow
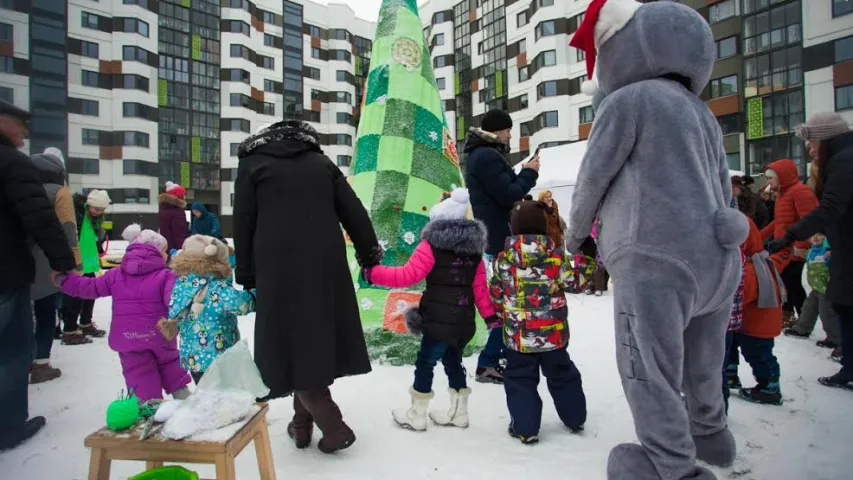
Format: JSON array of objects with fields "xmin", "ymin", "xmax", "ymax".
[
  {"xmin": 515, "ymin": 141, "xmax": 587, "ymax": 215},
  {"xmin": 3, "ymin": 293, "xmax": 852, "ymax": 479}
]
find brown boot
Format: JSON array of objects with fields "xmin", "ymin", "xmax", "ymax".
[
  {"xmin": 782, "ymin": 311, "xmax": 797, "ymax": 329},
  {"xmin": 287, "ymin": 395, "xmax": 314, "ymax": 449},
  {"xmin": 30, "ymin": 362, "xmax": 62, "ymax": 384},
  {"xmin": 62, "ymin": 331, "xmax": 93, "ymax": 345},
  {"xmin": 296, "ymin": 388, "xmax": 355, "ymax": 454}
]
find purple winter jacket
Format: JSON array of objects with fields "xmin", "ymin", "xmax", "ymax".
[{"xmin": 60, "ymin": 243, "xmax": 177, "ymax": 352}]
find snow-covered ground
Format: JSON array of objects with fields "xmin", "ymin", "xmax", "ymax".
[{"xmin": 3, "ymin": 293, "xmax": 852, "ymax": 479}]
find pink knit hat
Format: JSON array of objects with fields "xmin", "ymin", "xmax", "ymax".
[{"xmin": 122, "ymin": 224, "xmax": 168, "ymax": 252}]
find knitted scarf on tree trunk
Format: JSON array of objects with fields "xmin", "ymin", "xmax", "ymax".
[{"xmin": 79, "ymin": 212, "xmax": 101, "ymax": 274}]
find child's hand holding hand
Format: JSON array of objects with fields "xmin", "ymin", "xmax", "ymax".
[{"xmin": 361, "ymin": 267, "xmax": 374, "ymax": 285}]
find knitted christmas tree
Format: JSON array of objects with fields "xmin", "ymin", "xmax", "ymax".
[{"xmin": 345, "ymin": 0, "xmax": 466, "ymax": 350}]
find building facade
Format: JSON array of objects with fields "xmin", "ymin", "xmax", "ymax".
[{"xmin": 0, "ymin": 0, "xmax": 373, "ymax": 233}]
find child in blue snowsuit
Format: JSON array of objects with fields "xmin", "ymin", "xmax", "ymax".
[{"xmin": 165, "ymin": 235, "xmax": 255, "ymax": 383}]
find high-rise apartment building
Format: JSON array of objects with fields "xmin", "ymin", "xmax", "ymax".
[{"xmin": 0, "ymin": 0, "xmax": 374, "ymax": 233}]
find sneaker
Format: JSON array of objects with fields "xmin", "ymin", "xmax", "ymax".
[
  {"xmin": 725, "ymin": 370, "xmax": 742, "ymax": 390},
  {"xmin": 29, "ymin": 363, "xmax": 62, "ymax": 384},
  {"xmin": 816, "ymin": 339, "xmax": 838, "ymax": 349},
  {"xmin": 594, "ymin": 291, "xmax": 603, "ymax": 297},
  {"xmin": 739, "ymin": 385, "xmax": 783, "ymax": 406},
  {"xmin": 476, "ymin": 366, "xmax": 504, "ymax": 384},
  {"xmin": 782, "ymin": 328, "xmax": 810, "ymax": 339},
  {"xmin": 818, "ymin": 371, "xmax": 853, "ymax": 390},
  {"xmin": 61, "ymin": 331, "xmax": 93, "ymax": 345},
  {"xmin": 508, "ymin": 425, "xmax": 539, "ymax": 445},
  {"xmin": 830, "ymin": 348, "xmax": 842, "ymax": 363},
  {"xmin": 0, "ymin": 417, "xmax": 46, "ymax": 451},
  {"xmin": 80, "ymin": 323, "xmax": 106, "ymax": 338}
]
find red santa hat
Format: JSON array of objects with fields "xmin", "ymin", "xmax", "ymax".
[
  {"xmin": 569, "ymin": 0, "xmax": 642, "ymax": 97},
  {"xmin": 165, "ymin": 181, "xmax": 186, "ymax": 199}
]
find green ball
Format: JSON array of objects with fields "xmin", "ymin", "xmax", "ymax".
[{"xmin": 106, "ymin": 397, "xmax": 140, "ymax": 431}]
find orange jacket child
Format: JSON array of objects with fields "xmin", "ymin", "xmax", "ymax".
[
  {"xmin": 760, "ymin": 159, "xmax": 818, "ymax": 261},
  {"xmin": 728, "ymin": 215, "xmax": 790, "ymax": 406}
]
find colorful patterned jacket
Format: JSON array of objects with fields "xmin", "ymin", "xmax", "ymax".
[{"xmin": 489, "ymin": 235, "xmax": 595, "ymax": 353}]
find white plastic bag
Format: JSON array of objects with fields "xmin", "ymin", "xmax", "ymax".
[
  {"xmin": 196, "ymin": 339, "xmax": 270, "ymax": 399},
  {"xmin": 162, "ymin": 389, "xmax": 255, "ymax": 440}
]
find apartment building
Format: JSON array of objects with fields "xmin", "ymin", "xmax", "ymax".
[
  {"xmin": 0, "ymin": 0, "xmax": 374, "ymax": 233},
  {"xmin": 802, "ymin": 0, "xmax": 853, "ymax": 124}
]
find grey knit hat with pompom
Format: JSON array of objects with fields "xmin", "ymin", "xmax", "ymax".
[{"xmin": 795, "ymin": 112, "xmax": 850, "ymax": 141}]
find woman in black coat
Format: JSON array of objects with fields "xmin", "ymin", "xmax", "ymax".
[
  {"xmin": 769, "ymin": 113, "xmax": 853, "ymax": 390},
  {"xmin": 233, "ymin": 121, "xmax": 383, "ymax": 454}
]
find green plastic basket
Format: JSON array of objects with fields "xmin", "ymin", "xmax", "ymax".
[{"xmin": 128, "ymin": 466, "xmax": 199, "ymax": 480}]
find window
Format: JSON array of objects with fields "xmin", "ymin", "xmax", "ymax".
[
  {"xmin": 742, "ymin": 1, "xmax": 801, "ymax": 56},
  {"xmin": 123, "ymin": 46, "xmax": 149, "ymax": 63},
  {"xmin": 81, "ymin": 12, "xmax": 99, "ymax": 30},
  {"xmin": 82, "ymin": 129, "xmax": 100, "ymax": 145},
  {"xmin": 535, "ymin": 21, "xmax": 556, "ymax": 40},
  {"xmin": 81, "ymin": 40, "xmax": 99, "ymax": 58},
  {"xmin": 726, "ymin": 153, "xmax": 741, "ymax": 172},
  {"xmin": 122, "ymin": 102, "xmax": 149, "ymax": 118},
  {"xmin": 437, "ymin": 77, "xmax": 446, "ymax": 90},
  {"xmin": 433, "ymin": 33, "xmax": 445, "ymax": 46},
  {"xmin": 122, "ymin": 74, "xmax": 149, "ymax": 91},
  {"xmin": 334, "ymin": 92, "xmax": 352, "ymax": 104},
  {"xmin": 337, "ymin": 155, "xmax": 352, "ymax": 167},
  {"xmin": 121, "ymin": 18, "xmax": 149, "ymax": 37},
  {"xmin": 710, "ymin": 75, "xmax": 738, "ymax": 98},
  {"xmin": 537, "ymin": 81, "xmax": 557, "ymax": 99},
  {"xmin": 716, "ymin": 36, "xmax": 737, "ymax": 60},
  {"xmin": 0, "ymin": 86, "xmax": 11, "ymax": 103},
  {"xmin": 743, "ymin": 46, "xmax": 802, "ymax": 98},
  {"xmin": 259, "ymin": 55, "xmax": 274, "ymax": 69},
  {"xmin": 306, "ymin": 67, "xmax": 321, "ymax": 80},
  {"xmin": 311, "ymin": 47, "xmax": 321, "ymax": 59},
  {"xmin": 331, "ymin": 50, "xmax": 351, "ymax": 62},
  {"xmin": 577, "ymin": 49, "xmax": 586, "ymax": 62},
  {"xmin": 230, "ymin": 44, "xmax": 248, "ymax": 59},
  {"xmin": 80, "ymin": 99, "xmax": 99, "ymax": 116},
  {"xmin": 227, "ymin": 20, "xmax": 250, "ymax": 36},
  {"xmin": 717, "ymin": 114, "xmax": 740, "ymax": 136},
  {"xmin": 835, "ymin": 36, "xmax": 853, "ymax": 63},
  {"xmin": 579, "ymin": 106, "xmax": 595, "ymax": 124},
  {"xmin": 122, "ymin": 131, "xmax": 150, "ymax": 148},
  {"xmin": 230, "ymin": 143, "xmax": 239, "ymax": 156},
  {"xmin": 308, "ymin": 25, "xmax": 321, "ymax": 37},
  {"xmin": 517, "ymin": 12, "xmax": 528, "ymax": 27},
  {"xmin": 836, "ymin": 85, "xmax": 853, "ymax": 110},
  {"xmin": 82, "ymin": 70, "xmax": 99, "ymax": 87},
  {"xmin": 519, "ymin": 94, "xmax": 528, "ymax": 110},
  {"xmin": 123, "ymin": 160, "xmax": 157, "ymax": 177},
  {"xmin": 311, "ymin": 89, "xmax": 323, "ymax": 101},
  {"xmin": 226, "ymin": 69, "xmax": 249, "ymax": 84},
  {"xmin": 264, "ymin": 34, "xmax": 276, "ymax": 46},
  {"xmin": 124, "ymin": 0, "xmax": 150, "ymax": 7},
  {"xmin": 227, "ymin": 119, "xmax": 251, "ymax": 132},
  {"xmin": 518, "ymin": 66, "xmax": 529, "ymax": 82},
  {"xmin": 434, "ymin": 56, "xmax": 449, "ymax": 68},
  {"xmin": 539, "ymin": 0, "xmax": 554, "ymax": 6},
  {"xmin": 748, "ymin": 135, "xmax": 804, "ymax": 175},
  {"xmin": 540, "ymin": 111, "xmax": 559, "ymax": 129},
  {"xmin": 337, "ymin": 112, "xmax": 352, "ymax": 124},
  {"xmin": 537, "ymin": 50, "xmax": 557, "ymax": 68},
  {"xmin": 0, "ymin": 23, "xmax": 11, "ymax": 41},
  {"xmin": 264, "ymin": 79, "xmax": 276, "ymax": 92},
  {"xmin": 263, "ymin": 102, "xmax": 274, "ymax": 115},
  {"xmin": 834, "ymin": 0, "xmax": 853, "ymax": 17},
  {"xmin": 262, "ymin": 11, "xmax": 275, "ymax": 24},
  {"xmin": 709, "ymin": 0, "xmax": 738, "ymax": 24},
  {"xmin": 0, "ymin": 56, "xmax": 11, "ymax": 73},
  {"xmin": 334, "ymin": 134, "xmax": 352, "ymax": 146},
  {"xmin": 754, "ymin": 90, "xmax": 804, "ymax": 138},
  {"xmin": 67, "ymin": 158, "xmax": 100, "ymax": 175}
]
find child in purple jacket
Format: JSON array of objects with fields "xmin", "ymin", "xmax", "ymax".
[{"xmin": 57, "ymin": 224, "xmax": 191, "ymax": 402}]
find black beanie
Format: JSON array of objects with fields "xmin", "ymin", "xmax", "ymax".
[
  {"xmin": 481, "ymin": 109, "xmax": 513, "ymax": 132},
  {"xmin": 510, "ymin": 201, "xmax": 549, "ymax": 236}
]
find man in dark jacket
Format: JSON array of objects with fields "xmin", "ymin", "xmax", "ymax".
[
  {"xmin": 0, "ymin": 100, "xmax": 76, "ymax": 451},
  {"xmin": 464, "ymin": 109, "xmax": 540, "ymax": 384}
]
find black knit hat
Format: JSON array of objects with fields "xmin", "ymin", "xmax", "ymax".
[
  {"xmin": 511, "ymin": 201, "xmax": 549, "ymax": 236},
  {"xmin": 481, "ymin": 109, "xmax": 513, "ymax": 133}
]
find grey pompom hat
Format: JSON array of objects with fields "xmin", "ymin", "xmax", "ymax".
[{"xmin": 795, "ymin": 112, "xmax": 850, "ymax": 142}]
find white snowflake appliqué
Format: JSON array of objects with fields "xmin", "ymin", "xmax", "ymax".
[
  {"xmin": 349, "ymin": 260, "xmax": 358, "ymax": 272},
  {"xmin": 395, "ymin": 300, "xmax": 409, "ymax": 314},
  {"xmin": 361, "ymin": 298, "xmax": 374, "ymax": 310},
  {"xmin": 376, "ymin": 94, "xmax": 388, "ymax": 105},
  {"xmin": 378, "ymin": 239, "xmax": 390, "ymax": 251},
  {"xmin": 403, "ymin": 231, "xmax": 416, "ymax": 245},
  {"xmin": 428, "ymin": 130, "xmax": 439, "ymax": 142}
]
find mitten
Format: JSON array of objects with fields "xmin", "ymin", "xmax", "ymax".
[
  {"xmin": 361, "ymin": 267, "xmax": 374, "ymax": 285},
  {"xmin": 767, "ymin": 234, "xmax": 795, "ymax": 254},
  {"xmin": 157, "ymin": 318, "xmax": 179, "ymax": 341}
]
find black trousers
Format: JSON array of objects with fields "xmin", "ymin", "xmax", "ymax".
[
  {"xmin": 60, "ymin": 273, "xmax": 96, "ymax": 333},
  {"xmin": 835, "ymin": 304, "xmax": 853, "ymax": 375},
  {"xmin": 780, "ymin": 261, "xmax": 806, "ymax": 315}
]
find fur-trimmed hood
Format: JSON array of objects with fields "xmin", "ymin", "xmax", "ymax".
[
  {"xmin": 170, "ymin": 251, "xmax": 231, "ymax": 279},
  {"xmin": 421, "ymin": 218, "xmax": 488, "ymax": 256},
  {"xmin": 159, "ymin": 192, "xmax": 187, "ymax": 209}
]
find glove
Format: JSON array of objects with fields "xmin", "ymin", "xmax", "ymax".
[
  {"xmin": 485, "ymin": 315, "xmax": 501, "ymax": 330},
  {"xmin": 565, "ymin": 235, "xmax": 585, "ymax": 255},
  {"xmin": 767, "ymin": 234, "xmax": 795, "ymax": 254},
  {"xmin": 361, "ymin": 267, "xmax": 374, "ymax": 285}
]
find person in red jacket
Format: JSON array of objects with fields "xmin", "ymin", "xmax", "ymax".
[
  {"xmin": 727, "ymin": 216, "xmax": 791, "ymax": 405},
  {"xmin": 760, "ymin": 159, "xmax": 818, "ymax": 328},
  {"xmin": 157, "ymin": 181, "xmax": 188, "ymax": 252}
]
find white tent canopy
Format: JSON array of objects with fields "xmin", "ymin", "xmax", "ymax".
[{"xmin": 514, "ymin": 141, "xmax": 588, "ymax": 215}]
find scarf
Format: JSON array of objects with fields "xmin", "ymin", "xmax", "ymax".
[
  {"xmin": 751, "ymin": 251, "xmax": 786, "ymax": 308},
  {"xmin": 79, "ymin": 211, "xmax": 101, "ymax": 274},
  {"xmin": 237, "ymin": 120, "xmax": 320, "ymax": 158}
]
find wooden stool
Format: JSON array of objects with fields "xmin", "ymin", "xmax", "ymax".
[{"xmin": 84, "ymin": 404, "xmax": 276, "ymax": 480}]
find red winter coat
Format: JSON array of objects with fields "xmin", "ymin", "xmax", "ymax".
[
  {"xmin": 760, "ymin": 159, "xmax": 818, "ymax": 261},
  {"xmin": 158, "ymin": 193, "xmax": 188, "ymax": 251},
  {"xmin": 742, "ymin": 217, "xmax": 790, "ymax": 339}
]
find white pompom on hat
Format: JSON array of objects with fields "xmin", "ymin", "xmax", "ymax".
[
  {"xmin": 43, "ymin": 147, "xmax": 65, "ymax": 165},
  {"xmin": 181, "ymin": 234, "xmax": 230, "ymax": 265},
  {"xmin": 86, "ymin": 189, "xmax": 111, "ymax": 209},
  {"xmin": 429, "ymin": 188, "xmax": 470, "ymax": 221},
  {"xmin": 569, "ymin": 0, "xmax": 642, "ymax": 97},
  {"xmin": 122, "ymin": 223, "xmax": 168, "ymax": 252}
]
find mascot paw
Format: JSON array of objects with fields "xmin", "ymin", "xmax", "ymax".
[
  {"xmin": 713, "ymin": 207, "xmax": 750, "ymax": 250},
  {"xmin": 608, "ymin": 443, "xmax": 718, "ymax": 480},
  {"xmin": 693, "ymin": 428, "xmax": 736, "ymax": 468}
]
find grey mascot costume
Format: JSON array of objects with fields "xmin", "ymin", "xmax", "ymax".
[{"xmin": 567, "ymin": 1, "xmax": 749, "ymax": 479}]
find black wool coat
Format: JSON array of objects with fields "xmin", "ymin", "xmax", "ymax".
[
  {"xmin": 233, "ymin": 140, "xmax": 382, "ymax": 398},
  {"xmin": 0, "ymin": 135, "xmax": 76, "ymax": 288},
  {"xmin": 789, "ymin": 131, "xmax": 853, "ymax": 306}
]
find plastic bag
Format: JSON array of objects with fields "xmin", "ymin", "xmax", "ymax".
[
  {"xmin": 161, "ymin": 389, "xmax": 255, "ymax": 440},
  {"xmin": 196, "ymin": 339, "xmax": 269, "ymax": 399}
]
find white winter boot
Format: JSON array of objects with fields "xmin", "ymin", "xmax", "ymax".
[
  {"xmin": 392, "ymin": 387, "xmax": 434, "ymax": 431},
  {"xmin": 429, "ymin": 387, "xmax": 471, "ymax": 428}
]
